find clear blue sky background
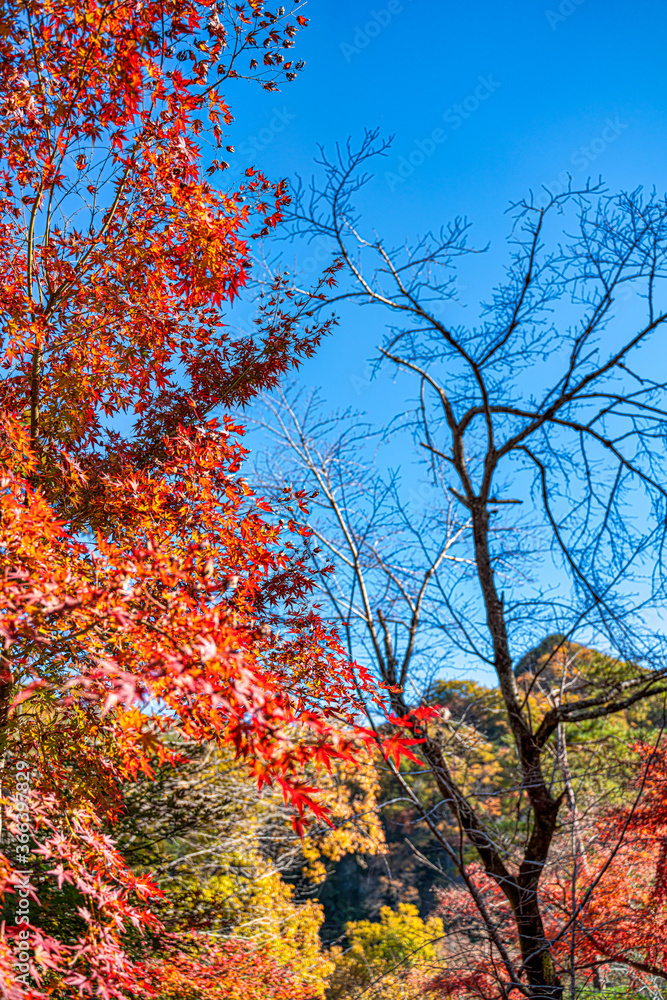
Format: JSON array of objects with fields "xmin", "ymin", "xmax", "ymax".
[
  {"xmin": 217, "ymin": 0, "xmax": 667, "ymax": 681},
  {"xmin": 224, "ymin": 0, "xmax": 667, "ymax": 413}
]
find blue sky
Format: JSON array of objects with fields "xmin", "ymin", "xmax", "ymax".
[
  {"xmin": 223, "ymin": 0, "xmax": 667, "ymax": 410},
  {"xmin": 220, "ymin": 0, "xmax": 667, "ymax": 680}
]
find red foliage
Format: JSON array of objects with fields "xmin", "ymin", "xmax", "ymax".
[
  {"xmin": 428, "ymin": 743, "xmax": 667, "ymax": 998},
  {"xmin": 0, "ymin": 1, "xmax": 390, "ymax": 997},
  {"xmin": 548, "ymin": 742, "xmax": 667, "ymax": 985},
  {"xmin": 140, "ymin": 934, "xmax": 314, "ymax": 1000}
]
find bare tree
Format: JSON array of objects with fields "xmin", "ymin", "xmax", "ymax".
[
  {"xmin": 254, "ymin": 388, "xmax": 474, "ymax": 692},
  {"xmin": 252, "ymin": 132, "xmax": 667, "ymax": 999}
]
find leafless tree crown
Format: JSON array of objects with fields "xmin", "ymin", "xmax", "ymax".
[{"xmin": 252, "ymin": 131, "xmax": 667, "ymax": 998}]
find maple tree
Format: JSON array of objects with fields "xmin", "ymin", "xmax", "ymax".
[
  {"xmin": 544, "ymin": 741, "xmax": 667, "ymax": 994},
  {"xmin": 0, "ymin": 3, "xmax": 421, "ymax": 998}
]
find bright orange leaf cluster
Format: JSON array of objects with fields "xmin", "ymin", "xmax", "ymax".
[
  {"xmin": 0, "ymin": 1, "xmax": 389, "ymax": 997},
  {"xmin": 139, "ymin": 934, "xmax": 310, "ymax": 1000}
]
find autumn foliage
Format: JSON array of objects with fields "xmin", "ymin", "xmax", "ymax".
[
  {"xmin": 6, "ymin": 3, "xmax": 667, "ymax": 999},
  {"xmin": 140, "ymin": 935, "xmax": 308, "ymax": 1000},
  {"xmin": 0, "ymin": 1, "xmax": 390, "ymax": 996},
  {"xmin": 428, "ymin": 741, "xmax": 667, "ymax": 998}
]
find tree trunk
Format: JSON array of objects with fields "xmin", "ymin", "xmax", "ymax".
[{"xmin": 514, "ymin": 896, "xmax": 563, "ymax": 998}]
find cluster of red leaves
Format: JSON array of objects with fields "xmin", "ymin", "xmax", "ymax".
[
  {"xmin": 0, "ymin": 1, "xmax": 401, "ymax": 998},
  {"xmin": 0, "ymin": 414, "xmax": 374, "ymax": 780},
  {"xmin": 546, "ymin": 742, "xmax": 667, "ymax": 986},
  {"xmin": 427, "ymin": 865, "xmax": 520, "ymax": 1000},
  {"xmin": 0, "ymin": 0, "xmax": 324, "ymax": 454},
  {"xmin": 428, "ymin": 743, "xmax": 667, "ymax": 999},
  {"xmin": 0, "ymin": 408, "xmax": 387, "ymax": 993},
  {"xmin": 138, "ymin": 934, "xmax": 312, "ymax": 1000},
  {"xmin": 2, "ymin": 792, "xmax": 162, "ymax": 1000}
]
